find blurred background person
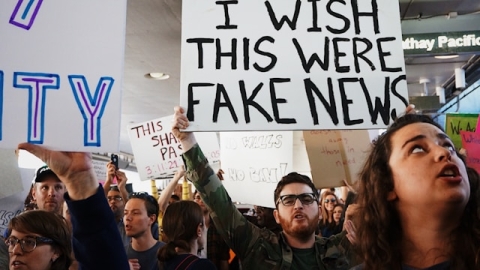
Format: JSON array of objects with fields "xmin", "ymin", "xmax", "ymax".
[
  {"xmin": 31, "ymin": 166, "xmax": 66, "ymax": 215},
  {"xmin": 318, "ymin": 191, "xmax": 339, "ymax": 237},
  {"xmin": 157, "ymin": 201, "xmax": 216, "ymax": 269}
]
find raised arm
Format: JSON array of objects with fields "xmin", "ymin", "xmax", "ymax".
[
  {"xmin": 17, "ymin": 143, "xmax": 129, "ymax": 270},
  {"xmin": 157, "ymin": 166, "xmax": 185, "ymax": 214},
  {"xmin": 171, "ymin": 106, "xmax": 271, "ymax": 259},
  {"xmin": 115, "ymin": 170, "xmax": 130, "ymax": 202},
  {"xmin": 103, "ymin": 162, "xmax": 116, "ymax": 196}
]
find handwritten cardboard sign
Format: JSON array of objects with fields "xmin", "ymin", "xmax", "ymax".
[
  {"xmin": 303, "ymin": 130, "xmax": 372, "ymax": 188},
  {"xmin": 128, "ymin": 115, "xmax": 220, "ymax": 181},
  {"xmin": 460, "ymin": 131, "xmax": 480, "ymax": 174},
  {"xmin": 445, "ymin": 113, "xmax": 478, "ymax": 150},
  {"xmin": 0, "ymin": 0, "xmax": 127, "ymax": 151},
  {"xmin": 220, "ymin": 131, "xmax": 293, "ymax": 208},
  {"xmin": 180, "ymin": 0, "xmax": 408, "ymax": 131}
]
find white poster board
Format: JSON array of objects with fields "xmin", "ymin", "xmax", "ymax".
[
  {"xmin": 180, "ymin": 0, "xmax": 408, "ymax": 131},
  {"xmin": 220, "ymin": 131, "xmax": 293, "ymax": 208},
  {"xmin": 128, "ymin": 115, "xmax": 220, "ymax": 181},
  {"xmin": 92, "ymin": 159, "xmax": 108, "ymax": 183},
  {"xmin": 0, "ymin": 0, "xmax": 127, "ymax": 151},
  {"xmin": 303, "ymin": 130, "xmax": 372, "ymax": 188}
]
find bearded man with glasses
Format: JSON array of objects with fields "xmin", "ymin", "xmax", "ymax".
[{"xmin": 171, "ymin": 106, "xmax": 354, "ymax": 270}]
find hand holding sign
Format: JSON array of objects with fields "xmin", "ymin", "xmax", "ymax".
[
  {"xmin": 17, "ymin": 143, "xmax": 97, "ymax": 200},
  {"xmin": 171, "ymin": 106, "xmax": 198, "ymax": 153}
]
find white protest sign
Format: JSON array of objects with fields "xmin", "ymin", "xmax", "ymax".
[
  {"xmin": 128, "ymin": 115, "xmax": 220, "ymax": 181},
  {"xmin": 0, "ymin": 0, "xmax": 127, "ymax": 151},
  {"xmin": 92, "ymin": 159, "xmax": 108, "ymax": 183},
  {"xmin": 0, "ymin": 149, "xmax": 23, "ymax": 199},
  {"xmin": 180, "ymin": 0, "xmax": 408, "ymax": 131},
  {"xmin": 220, "ymin": 131, "xmax": 293, "ymax": 208},
  {"xmin": 303, "ymin": 130, "xmax": 372, "ymax": 188},
  {"xmin": 0, "ymin": 168, "xmax": 35, "ymax": 236}
]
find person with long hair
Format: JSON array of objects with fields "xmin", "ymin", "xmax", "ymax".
[
  {"xmin": 5, "ymin": 210, "xmax": 73, "ymax": 270},
  {"xmin": 353, "ymin": 113, "xmax": 480, "ymax": 269},
  {"xmin": 318, "ymin": 191, "xmax": 339, "ymax": 237},
  {"xmin": 157, "ymin": 201, "xmax": 216, "ymax": 269}
]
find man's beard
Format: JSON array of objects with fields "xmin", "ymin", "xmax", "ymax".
[{"xmin": 278, "ymin": 213, "xmax": 318, "ymax": 241}]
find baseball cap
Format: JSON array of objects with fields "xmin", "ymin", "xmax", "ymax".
[{"xmin": 34, "ymin": 165, "xmax": 61, "ymax": 183}]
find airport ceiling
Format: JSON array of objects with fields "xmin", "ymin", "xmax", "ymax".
[{"xmin": 116, "ymin": 0, "xmax": 480, "ymax": 157}]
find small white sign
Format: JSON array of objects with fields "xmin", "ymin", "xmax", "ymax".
[
  {"xmin": 128, "ymin": 115, "xmax": 220, "ymax": 181},
  {"xmin": 220, "ymin": 131, "xmax": 293, "ymax": 208}
]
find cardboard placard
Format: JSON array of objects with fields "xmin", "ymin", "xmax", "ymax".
[
  {"xmin": 180, "ymin": 0, "xmax": 408, "ymax": 131},
  {"xmin": 220, "ymin": 131, "xmax": 293, "ymax": 208},
  {"xmin": 128, "ymin": 115, "xmax": 220, "ymax": 181},
  {"xmin": 303, "ymin": 130, "xmax": 372, "ymax": 188},
  {"xmin": 0, "ymin": 0, "xmax": 127, "ymax": 151}
]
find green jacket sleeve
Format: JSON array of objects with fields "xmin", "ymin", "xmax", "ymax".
[{"xmin": 183, "ymin": 144, "xmax": 272, "ymax": 259}]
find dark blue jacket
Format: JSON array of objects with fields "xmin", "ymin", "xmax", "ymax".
[{"xmin": 66, "ymin": 186, "xmax": 129, "ymax": 270}]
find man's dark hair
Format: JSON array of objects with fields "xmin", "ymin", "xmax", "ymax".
[
  {"xmin": 273, "ymin": 172, "xmax": 318, "ymax": 208},
  {"xmin": 170, "ymin": 194, "xmax": 180, "ymax": 201},
  {"xmin": 109, "ymin": 186, "xmax": 120, "ymax": 192},
  {"xmin": 128, "ymin": 192, "xmax": 159, "ymax": 226}
]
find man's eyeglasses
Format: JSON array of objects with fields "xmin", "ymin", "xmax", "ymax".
[
  {"xmin": 276, "ymin": 193, "xmax": 318, "ymax": 206},
  {"xmin": 107, "ymin": 196, "xmax": 123, "ymax": 202},
  {"xmin": 5, "ymin": 235, "xmax": 54, "ymax": 253},
  {"xmin": 324, "ymin": 198, "xmax": 337, "ymax": 204}
]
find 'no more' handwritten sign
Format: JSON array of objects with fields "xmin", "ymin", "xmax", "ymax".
[
  {"xmin": 0, "ymin": 0, "xmax": 127, "ymax": 151},
  {"xmin": 180, "ymin": 0, "xmax": 408, "ymax": 131}
]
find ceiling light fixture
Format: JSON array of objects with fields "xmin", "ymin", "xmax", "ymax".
[
  {"xmin": 144, "ymin": 72, "xmax": 170, "ymax": 80},
  {"xmin": 434, "ymin": 54, "xmax": 459, "ymax": 60}
]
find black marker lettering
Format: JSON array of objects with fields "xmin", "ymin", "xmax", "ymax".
[
  {"xmin": 186, "ymin": 38, "xmax": 214, "ymax": 69},
  {"xmin": 265, "ymin": 0, "xmax": 301, "ymax": 30},
  {"xmin": 351, "ymin": 0, "xmax": 379, "ymax": 34},
  {"xmin": 270, "ymin": 78, "xmax": 296, "ymax": 124},
  {"xmin": 332, "ymin": 37, "xmax": 350, "ymax": 73},
  {"xmin": 239, "ymin": 80, "xmax": 273, "ymax": 123},
  {"xmin": 377, "ymin": 37, "xmax": 402, "ymax": 72},
  {"xmin": 307, "ymin": 0, "xmax": 322, "ymax": 32},
  {"xmin": 293, "ymin": 37, "xmax": 330, "ymax": 73},
  {"xmin": 326, "ymin": 0, "xmax": 350, "ymax": 34},
  {"xmin": 304, "ymin": 78, "xmax": 339, "ymax": 125},
  {"xmin": 352, "ymin": 37, "xmax": 375, "ymax": 73},
  {"xmin": 338, "ymin": 78, "xmax": 363, "ymax": 126},
  {"xmin": 213, "ymin": 83, "xmax": 238, "ymax": 123},
  {"xmin": 216, "ymin": 38, "xmax": 237, "ymax": 69},
  {"xmin": 253, "ymin": 36, "xmax": 277, "ymax": 72},
  {"xmin": 187, "ymin": 83, "xmax": 214, "ymax": 121},
  {"xmin": 216, "ymin": 1, "xmax": 238, "ymax": 29}
]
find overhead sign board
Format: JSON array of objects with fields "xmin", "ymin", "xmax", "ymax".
[{"xmin": 403, "ymin": 30, "xmax": 480, "ymax": 55}]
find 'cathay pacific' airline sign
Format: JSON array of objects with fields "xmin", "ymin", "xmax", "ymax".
[{"xmin": 403, "ymin": 31, "xmax": 480, "ymax": 55}]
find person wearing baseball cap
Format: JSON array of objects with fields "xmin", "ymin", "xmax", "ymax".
[{"xmin": 31, "ymin": 165, "xmax": 66, "ymax": 215}]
